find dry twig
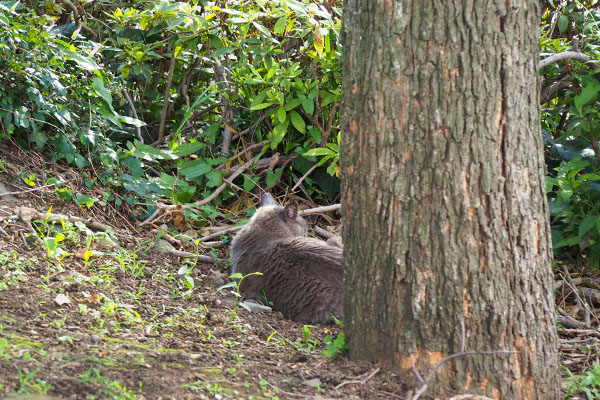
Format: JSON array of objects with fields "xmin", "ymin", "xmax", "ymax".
[{"xmin": 334, "ymin": 368, "xmax": 380, "ymax": 389}]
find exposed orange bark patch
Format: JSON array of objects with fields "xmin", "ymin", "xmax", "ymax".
[
  {"xmin": 462, "ymin": 286, "xmax": 472, "ymax": 317},
  {"xmin": 349, "ymin": 119, "xmax": 357, "ymax": 133},
  {"xmin": 463, "ymin": 173, "xmax": 470, "ymax": 203},
  {"xmin": 479, "ymin": 254, "xmax": 487, "ymax": 274},
  {"xmin": 432, "ymin": 127, "xmax": 449, "ymax": 138},
  {"xmin": 423, "ymin": 196, "xmax": 430, "ymax": 208},
  {"xmin": 402, "ymin": 146, "xmax": 411, "ymax": 163},
  {"xmin": 468, "ymin": 231, "xmax": 477, "ymax": 248},
  {"xmin": 425, "ymin": 350, "xmax": 445, "ymax": 365},
  {"xmin": 491, "ymin": 388, "xmax": 501, "ymax": 400},
  {"xmin": 512, "ymin": 335, "xmax": 536, "ymax": 399},
  {"xmin": 413, "ymin": 97, "xmax": 421, "ymax": 111},
  {"xmin": 495, "ymin": 97, "xmax": 503, "ymax": 131},
  {"xmin": 465, "ymin": 371, "xmax": 473, "ymax": 391},
  {"xmin": 399, "ymin": 348, "xmax": 421, "ymax": 370},
  {"xmin": 479, "ymin": 377, "xmax": 489, "ymax": 391},
  {"xmin": 467, "ymin": 207, "xmax": 476, "ymax": 221},
  {"xmin": 442, "ymin": 219, "xmax": 450, "ymax": 232},
  {"xmin": 351, "ymin": 82, "xmax": 358, "ymax": 94},
  {"xmin": 384, "ymin": 0, "xmax": 393, "ymax": 15}
]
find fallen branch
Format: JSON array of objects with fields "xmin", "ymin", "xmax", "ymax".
[
  {"xmin": 197, "ymin": 225, "xmax": 243, "ymax": 243},
  {"xmin": 314, "ymin": 226, "xmax": 335, "ymax": 239},
  {"xmin": 14, "ymin": 208, "xmax": 113, "ymax": 233},
  {"xmin": 557, "ymin": 310, "xmax": 587, "ymax": 329},
  {"xmin": 334, "ymin": 367, "xmax": 380, "ymax": 389},
  {"xmin": 299, "ymin": 203, "xmax": 340, "ymax": 216},
  {"xmin": 554, "ymin": 277, "xmax": 583, "ymax": 291},
  {"xmin": 561, "ymin": 265, "xmax": 593, "ymax": 327},
  {"xmin": 167, "ymin": 248, "xmax": 218, "ymax": 264},
  {"xmin": 195, "ymin": 204, "xmax": 341, "ymax": 243},
  {"xmin": 0, "ymin": 179, "xmax": 76, "ymax": 197}
]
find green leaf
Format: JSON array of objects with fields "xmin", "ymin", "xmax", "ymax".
[
  {"xmin": 131, "ymin": 140, "xmax": 177, "ymax": 161},
  {"xmin": 266, "ymin": 168, "xmax": 283, "ymax": 187},
  {"xmin": 180, "ymin": 159, "xmax": 211, "ymax": 180},
  {"xmin": 558, "ymin": 15, "xmax": 569, "ymax": 34},
  {"xmin": 250, "ymin": 102, "xmax": 274, "ymax": 111},
  {"xmin": 579, "ymin": 215, "xmax": 599, "ymax": 237},
  {"xmin": 206, "ymin": 170, "xmax": 223, "ymax": 188},
  {"xmin": 285, "ymin": 98, "xmax": 303, "ymax": 111},
  {"xmin": 574, "ymin": 75, "xmax": 600, "ymax": 114},
  {"xmin": 303, "ymin": 148, "xmax": 335, "ymax": 157},
  {"xmin": 553, "ymin": 235, "xmax": 581, "ymax": 249},
  {"xmin": 93, "ymin": 77, "xmax": 115, "ymax": 112},
  {"xmin": 173, "ymin": 142, "xmax": 206, "ymax": 157},
  {"xmin": 253, "ymin": 22, "xmax": 271, "ymax": 37},
  {"xmin": 309, "ymin": 127, "xmax": 322, "ymax": 144},
  {"xmin": 277, "ymin": 107, "xmax": 286, "ymax": 124},
  {"xmin": 290, "ymin": 111, "xmax": 305, "ymax": 133},
  {"xmin": 250, "ymin": 89, "xmax": 268, "ymax": 109},
  {"xmin": 270, "ymin": 121, "xmax": 288, "ymax": 149},
  {"xmin": 274, "ymin": 17, "xmax": 287, "ymax": 34},
  {"xmin": 217, "ymin": 281, "xmax": 237, "ymax": 291},
  {"xmin": 546, "ymin": 177, "xmax": 558, "ymax": 193},
  {"xmin": 119, "ymin": 116, "xmax": 146, "ymax": 127},
  {"xmin": 302, "ymin": 97, "xmax": 315, "ymax": 115},
  {"xmin": 58, "ymin": 42, "xmax": 100, "ymax": 70},
  {"xmin": 243, "ymin": 175, "xmax": 257, "ymax": 191}
]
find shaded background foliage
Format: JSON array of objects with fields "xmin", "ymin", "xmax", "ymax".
[
  {"xmin": 540, "ymin": 0, "xmax": 600, "ymax": 266},
  {"xmin": 2, "ymin": 0, "xmax": 600, "ymax": 266},
  {"xmin": 0, "ymin": 0, "xmax": 341, "ymax": 225}
]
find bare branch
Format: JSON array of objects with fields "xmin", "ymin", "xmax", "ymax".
[
  {"xmin": 188, "ymin": 155, "xmax": 259, "ymax": 208},
  {"xmin": 123, "ymin": 90, "xmax": 144, "ymax": 143},
  {"xmin": 334, "ymin": 367, "xmax": 380, "ymax": 389},
  {"xmin": 540, "ymin": 76, "xmax": 572, "ymax": 104},
  {"xmin": 539, "ymin": 51, "xmax": 593, "ymax": 69},
  {"xmin": 156, "ymin": 50, "xmax": 177, "ymax": 143},
  {"xmin": 291, "ymin": 161, "xmax": 320, "ymax": 192},
  {"xmin": 298, "ymin": 203, "xmax": 340, "ymax": 216},
  {"xmin": 214, "ymin": 62, "xmax": 234, "ymax": 154}
]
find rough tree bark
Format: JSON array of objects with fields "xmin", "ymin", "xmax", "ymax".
[{"xmin": 340, "ymin": 1, "xmax": 559, "ymax": 399}]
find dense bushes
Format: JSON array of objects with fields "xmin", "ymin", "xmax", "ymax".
[
  {"xmin": 541, "ymin": 1, "xmax": 600, "ymax": 265},
  {"xmin": 4, "ymin": 0, "xmax": 600, "ymax": 264},
  {"xmin": 0, "ymin": 0, "xmax": 342, "ymax": 221}
]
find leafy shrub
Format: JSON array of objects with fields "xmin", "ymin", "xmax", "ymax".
[
  {"xmin": 1, "ymin": 1, "xmax": 344, "ymax": 219},
  {"xmin": 541, "ymin": 2, "xmax": 600, "ymax": 263}
]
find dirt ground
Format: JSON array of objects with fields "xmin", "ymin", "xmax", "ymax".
[{"xmin": 0, "ymin": 144, "xmax": 591, "ymax": 400}]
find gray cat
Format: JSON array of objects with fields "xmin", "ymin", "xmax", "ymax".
[{"xmin": 230, "ymin": 193, "xmax": 343, "ymax": 323}]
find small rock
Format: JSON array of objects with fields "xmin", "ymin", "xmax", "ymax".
[
  {"xmin": 154, "ymin": 239, "xmax": 174, "ymax": 253},
  {"xmin": 208, "ymin": 270, "xmax": 225, "ymax": 286},
  {"xmin": 54, "ymin": 293, "xmax": 71, "ymax": 306},
  {"xmin": 240, "ymin": 300, "xmax": 272, "ymax": 313},
  {"xmin": 303, "ymin": 378, "xmax": 322, "ymax": 388},
  {"xmin": 90, "ymin": 335, "xmax": 101, "ymax": 343},
  {"xmin": 214, "ymin": 299, "xmax": 222, "ymax": 307},
  {"xmin": 183, "ymin": 229, "xmax": 199, "ymax": 239},
  {"xmin": 0, "ymin": 182, "xmax": 18, "ymax": 202}
]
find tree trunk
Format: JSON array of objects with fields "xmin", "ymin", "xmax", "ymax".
[{"xmin": 340, "ymin": 1, "xmax": 559, "ymax": 399}]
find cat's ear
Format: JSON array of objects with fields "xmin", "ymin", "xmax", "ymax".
[
  {"xmin": 283, "ymin": 203, "xmax": 298, "ymax": 222},
  {"xmin": 261, "ymin": 193, "xmax": 277, "ymax": 207}
]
